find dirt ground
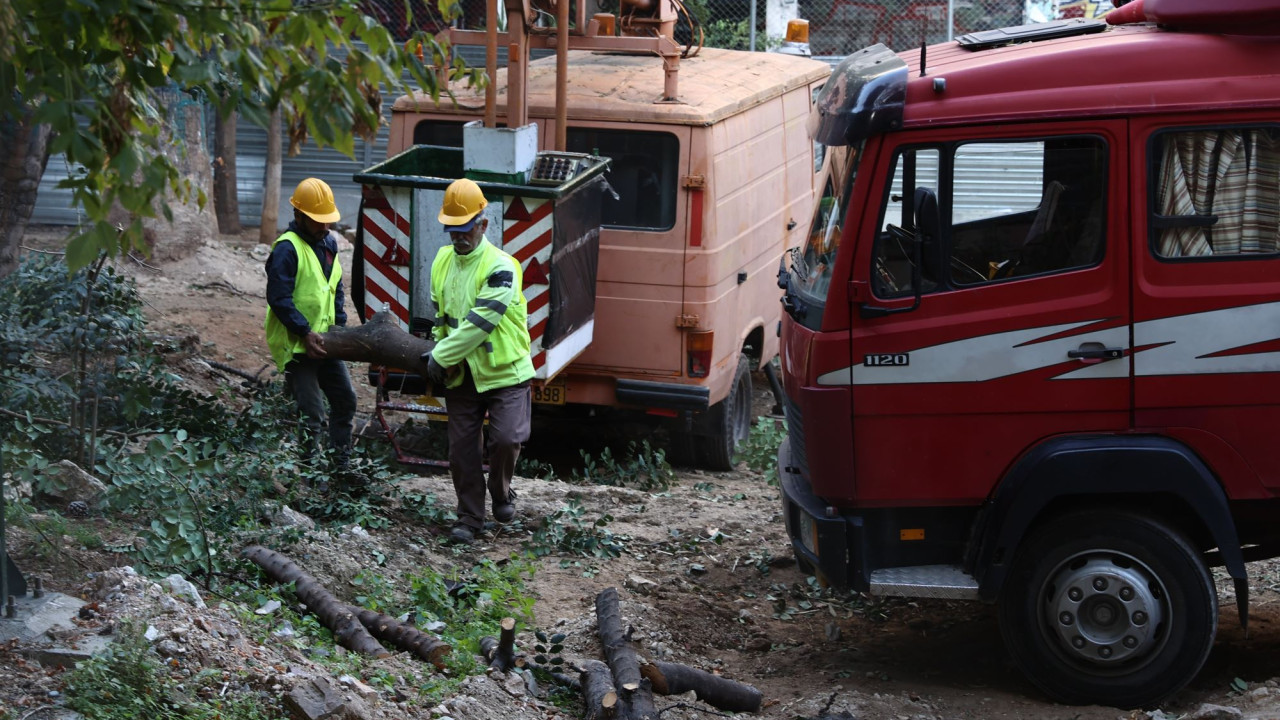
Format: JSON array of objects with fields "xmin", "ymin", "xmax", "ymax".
[{"xmin": 7, "ymin": 227, "xmax": 1280, "ymax": 720}]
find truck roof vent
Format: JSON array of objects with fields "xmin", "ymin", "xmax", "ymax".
[{"xmin": 956, "ymin": 18, "xmax": 1106, "ymax": 51}]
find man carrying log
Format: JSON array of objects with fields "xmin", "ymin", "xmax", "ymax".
[
  {"xmin": 264, "ymin": 178, "xmax": 358, "ymax": 484},
  {"xmin": 421, "ymin": 178, "xmax": 534, "ymax": 545}
]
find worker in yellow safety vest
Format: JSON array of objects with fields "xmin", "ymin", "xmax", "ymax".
[
  {"xmin": 265, "ymin": 178, "xmax": 357, "ymax": 486},
  {"xmin": 421, "ymin": 178, "xmax": 534, "ymax": 544}
]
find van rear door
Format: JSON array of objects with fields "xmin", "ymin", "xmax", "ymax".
[
  {"xmin": 565, "ymin": 124, "xmax": 692, "ymax": 374},
  {"xmin": 847, "ymin": 121, "xmax": 1130, "ymax": 506}
]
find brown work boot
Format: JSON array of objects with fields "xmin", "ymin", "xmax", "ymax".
[{"xmin": 449, "ymin": 525, "xmax": 475, "ymax": 545}]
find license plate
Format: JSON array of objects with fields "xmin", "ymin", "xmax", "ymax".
[{"xmin": 532, "ymin": 381, "xmax": 566, "ymax": 406}]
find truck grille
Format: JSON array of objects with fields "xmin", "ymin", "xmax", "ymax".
[{"xmin": 783, "ymin": 395, "xmax": 809, "ymax": 478}]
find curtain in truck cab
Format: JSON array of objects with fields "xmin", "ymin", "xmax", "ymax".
[{"xmin": 1155, "ymin": 129, "xmax": 1280, "ymax": 258}]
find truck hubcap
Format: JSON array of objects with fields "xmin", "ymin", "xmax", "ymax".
[{"xmin": 1044, "ymin": 553, "xmax": 1166, "ymax": 666}]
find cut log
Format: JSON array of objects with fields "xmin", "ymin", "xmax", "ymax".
[
  {"xmin": 619, "ymin": 677, "xmax": 658, "ymax": 720},
  {"xmin": 242, "ymin": 545, "xmax": 389, "ymax": 658},
  {"xmin": 641, "ymin": 660, "xmax": 764, "ymax": 713},
  {"xmin": 579, "ymin": 660, "xmax": 618, "ymax": 720},
  {"xmin": 479, "ymin": 617, "xmax": 519, "ymax": 671},
  {"xmin": 352, "ymin": 608, "xmax": 450, "ymax": 668},
  {"xmin": 594, "ymin": 587, "xmax": 641, "ymax": 692},
  {"xmin": 321, "ymin": 311, "xmax": 436, "ymax": 377}
]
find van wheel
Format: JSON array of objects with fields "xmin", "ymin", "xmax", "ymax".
[
  {"xmin": 998, "ymin": 511, "xmax": 1217, "ymax": 709},
  {"xmin": 700, "ymin": 354, "xmax": 753, "ymax": 471}
]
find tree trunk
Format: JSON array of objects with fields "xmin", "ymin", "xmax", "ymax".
[
  {"xmin": 479, "ymin": 617, "xmax": 519, "ymax": 671},
  {"xmin": 321, "ymin": 312, "xmax": 435, "ymax": 378},
  {"xmin": 213, "ymin": 109, "xmax": 241, "ymax": 234},
  {"xmin": 260, "ymin": 107, "xmax": 282, "ymax": 244},
  {"xmin": 595, "ymin": 587, "xmax": 642, "ymax": 692},
  {"xmin": 579, "ymin": 660, "xmax": 619, "ymax": 720},
  {"xmin": 620, "ymin": 678, "xmax": 659, "ymax": 720},
  {"xmin": 640, "ymin": 660, "xmax": 764, "ymax": 713},
  {"xmin": 0, "ymin": 110, "xmax": 54, "ymax": 280},
  {"xmin": 352, "ymin": 607, "xmax": 451, "ymax": 668},
  {"xmin": 242, "ymin": 545, "xmax": 390, "ymax": 658}
]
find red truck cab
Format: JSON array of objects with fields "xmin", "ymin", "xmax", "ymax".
[{"xmin": 777, "ymin": 0, "xmax": 1280, "ymax": 708}]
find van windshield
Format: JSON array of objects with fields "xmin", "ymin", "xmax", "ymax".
[{"xmin": 793, "ymin": 143, "xmax": 860, "ymax": 301}]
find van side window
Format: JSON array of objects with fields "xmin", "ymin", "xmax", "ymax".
[
  {"xmin": 567, "ymin": 129, "xmax": 679, "ymax": 231},
  {"xmin": 1151, "ymin": 127, "xmax": 1280, "ymax": 258},
  {"xmin": 412, "ymin": 120, "xmax": 467, "ymax": 147},
  {"xmin": 872, "ymin": 136, "xmax": 1107, "ymax": 299}
]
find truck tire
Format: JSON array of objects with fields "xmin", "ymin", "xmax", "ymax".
[
  {"xmin": 700, "ymin": 354, "xmax": 753, "ymax": 471},
  {"xmin": 998, "ymin": 510, "xmax": 1217, "ymax": 709}
]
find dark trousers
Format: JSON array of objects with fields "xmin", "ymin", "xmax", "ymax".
[
  {"xmin": 285, "ymin": 356, "xmax": 357, "ymax": 462},
  {"xmin": 444, "ymin": 373, "xmax": 532, "ymax": 530}
]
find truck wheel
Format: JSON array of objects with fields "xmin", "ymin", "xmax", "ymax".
[
  {"xmin": 998, "ymin": 510, "xmax": 1217, "ymax": 709},
  {"xmin": 700, "ymin": 354, "xmax": 753, "ymax": 471}
]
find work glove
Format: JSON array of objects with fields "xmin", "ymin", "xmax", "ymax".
[{"xmin": 423, "ymin": 353, "xmax": 447, "ymax": 387}]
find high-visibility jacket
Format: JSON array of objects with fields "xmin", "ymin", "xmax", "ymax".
[
  {"xmin": 264, "ymin": 231, "xmax": 342, "ymax": 371},
  {"xmin": 430, "ymin": 237, "xmax": 534, "ymax": 393}
]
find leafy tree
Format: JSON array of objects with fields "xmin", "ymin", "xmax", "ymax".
[{"xmin": 0, "ymin": 0, "xmax": 480, "ymax": 277}]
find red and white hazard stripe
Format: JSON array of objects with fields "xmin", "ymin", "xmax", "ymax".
[
  {"xmin": 360, "ymin": 184, "xmax": 412, "ymax": 328},
  {"xmin": 501, "ymin": 195, "xmax": 554, "ymax": 374}
]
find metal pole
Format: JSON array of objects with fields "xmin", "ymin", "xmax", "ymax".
[
  {"xmin": 485, "ymin": 0, "xmax": 498, "ymax": 128},
  {"xmin": 555, "ymin": 0, "xmax": 568, "ymax": 150},
  {"xmin": 947, "ymin": 0, "xmax": 954, "ymax": 41},
  {"xmin": 1, "ymin": 434, "xmax": 9, "ymax": 611},
  {"xmin": 749, "ymin": 0, "xmax": 758, "ymax": 51}
]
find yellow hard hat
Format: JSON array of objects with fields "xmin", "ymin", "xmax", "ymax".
[
  {"xmin": 438, "ymin": 178, "xmax": 488, "ymax": 231},
  {"xmin": 290, "ymin": 178, "xmax": 341, "ymax": 223}
]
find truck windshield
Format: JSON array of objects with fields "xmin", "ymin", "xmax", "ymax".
[{"xmin": 793, "ymin": 143, "xmax": 860, "ymax": 301}]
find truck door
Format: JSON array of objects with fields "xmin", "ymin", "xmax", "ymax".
[
  {"xmin": 846, "ymin": 122, "xmax": 1130, "ymax": 506},
  {"xmin": 1131, "ymin": 118, "xmax": 1280, "ymax": 498}
]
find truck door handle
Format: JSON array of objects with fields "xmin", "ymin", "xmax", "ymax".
[{"xmin": 1067, "ymin": 345, "xmax": 1124, "ymax": 361}]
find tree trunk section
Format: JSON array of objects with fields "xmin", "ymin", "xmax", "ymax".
[
  {"xmin": 321, "ymin": 312, "xmax": 435, "ymax": 377},
  {"xmin": 619, "ymin": 678, "xmax": 658, "ymax": 720},
  {"xmin": 0, "ymin": 110, "xmax": 54, "ymax": 280},
  {"xmin": 640, "ymin": 660, "xmax": 764, "ymax": 713},
  {"xmin": 260, "ymin": 108, "xmax": 282, "ymax": 244},
  {"xmin": 352, "ymin": 607, "xmax": 450, "ymax": 668},
  {"xmin": 579, "ymin": 660, "xmax": 618, "ymax": 720},
  {"xmin": 213, "ymin": 109, "xmax": 241, "ymax": 234},
  {"xmin": 242, "ymin": 545, "xmax": 390, "ymax": 658},
  {"xmin": 479, "ymin": 616, "xmax": 518, "ymax": 671},
  {"xmin": 594, "ymin": 587, "xmax": 642, "ymax": 692}
]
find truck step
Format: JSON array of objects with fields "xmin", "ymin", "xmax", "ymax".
[{"xmin": 869, "ymin": 565, "xmax": 980, "ymax": 600}]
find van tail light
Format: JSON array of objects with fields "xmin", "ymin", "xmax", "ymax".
[{"xmin": 687, "ymin": 331, "xmax": 714, "ymax": 378}]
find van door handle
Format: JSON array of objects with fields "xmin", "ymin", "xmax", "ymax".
[{"xmin": 1067, "ymin": 345, "xmax": 1124, "ymax": 361}]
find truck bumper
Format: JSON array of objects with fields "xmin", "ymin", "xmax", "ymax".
[{"xmin": 778, "ymin": 436, "xmax": 864, "ymax": 591}]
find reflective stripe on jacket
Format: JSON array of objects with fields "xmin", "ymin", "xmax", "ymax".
[
  {"xmin": 430, "ymin": 237, "xmax": 534, "ymax": 393},
  {"xmin": 264, "ymin": 231, "xmax": 342, "ymax": 371}
]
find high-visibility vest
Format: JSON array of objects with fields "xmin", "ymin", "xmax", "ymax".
[
  {"xmin": 430, "ymin": 238, "xmax": 534, "ymax": 393},
  {"xmin": 264, "ymin": 231, "xmax": 342, "ymax": 371}
]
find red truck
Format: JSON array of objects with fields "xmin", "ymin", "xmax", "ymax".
[{"xmin": 777, "ymin": 0, "xmax": 1280, "ymax": 708}]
